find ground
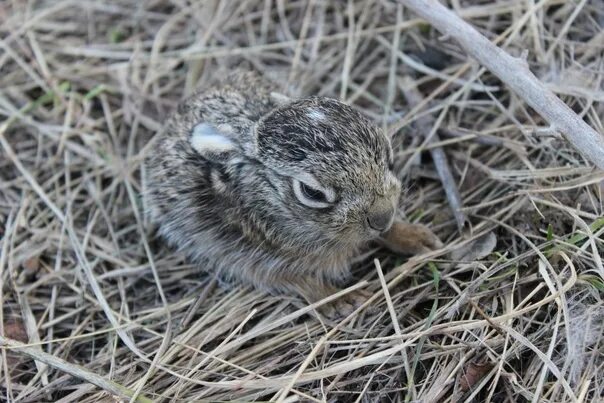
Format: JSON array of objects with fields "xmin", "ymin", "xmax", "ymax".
[{"xmin": 0, "ymin": 1, "xmax": 603, "ymax": 402}]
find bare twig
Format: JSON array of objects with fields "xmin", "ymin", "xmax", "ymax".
[
  {"xmin": 399, "ymin": 0, "xmax": 604, "ymax": 170},
  {"xmin": 401, "ymin": 80, "xmax": 468, "ymax": 232}
]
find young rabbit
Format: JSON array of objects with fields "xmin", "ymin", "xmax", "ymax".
[{"xmin": 145, "ymin": 72, "xmax": 441, "ymax": 316}]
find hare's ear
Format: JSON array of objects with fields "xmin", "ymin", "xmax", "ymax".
[
  {"xmin": 190, "ymin": 123, "xmax": 237, "ymax": 162},
  {"xmin": 270, "ymin": 91, "xmax": 292, "ymax": 106}
]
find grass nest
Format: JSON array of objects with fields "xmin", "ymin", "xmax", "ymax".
[{"xmin": 1, "ymin": 1, "xmax": 603, "ymax": 402}]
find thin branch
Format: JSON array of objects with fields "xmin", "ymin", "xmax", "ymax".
[
  {"xmin": 399, "ymin": 0, "xmax": 604, "ymax": 170},
  {"xmin": 401, "ymin": 80, "xmax": 469, "ymax": 232}
]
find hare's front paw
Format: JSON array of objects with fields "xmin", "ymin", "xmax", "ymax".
[
  {"xmin": 380, "ymin": 220, "xmax": 443, "ymax": 255},
  {"xmin": 295, "ymin": 283, "xmax": 371, "ymax": 319},
  {"xmin": 320, "ymin": 289, "xmax": 371, "ymax": 319}
]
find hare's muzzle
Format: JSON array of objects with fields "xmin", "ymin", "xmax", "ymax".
[{"xmin": 366, "ymin": 199, "xmax": 395, "ymax": 233}]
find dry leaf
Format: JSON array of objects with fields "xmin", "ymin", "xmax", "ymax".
[
  {"xmin": 459, "ymin": 360, "xmax": 494, "ymax": 392},
  {"xmin": 3, "ymin": 318, "xmax": 28, "ymax": 343},
  {"xmin": 450, "ymin": 232, "xmax": 497, "ymax": 262},
  {"xmin": 22, "ymin": 256, "xmax": 40, "ymax": 273}
]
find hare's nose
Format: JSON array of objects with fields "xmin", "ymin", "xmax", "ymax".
[{"xmin": 366, "ymin": 203, "xmax": 395, "ymax": 233}]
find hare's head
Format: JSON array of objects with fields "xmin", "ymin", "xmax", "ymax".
[{"xmin": 188, "ymin": 96, "xmax": 401, "ymax": 252}]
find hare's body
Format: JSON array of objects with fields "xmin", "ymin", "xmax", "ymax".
[{"xmin": 146, "ymin": 72, "xmax": 439, "ymax": 312}]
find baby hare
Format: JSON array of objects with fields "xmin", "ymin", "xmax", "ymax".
[{"xmin": 146, "ymin": 72, "xmax": 441, "ymax": 316}]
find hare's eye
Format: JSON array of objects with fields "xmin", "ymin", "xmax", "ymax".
[
  {"xmin": 292, "ymin": 179, "xmax": 332, "ymax": 209},
  {"xmin": 301, "ymin": 182, "xmax": 326, "ymax": 201}
]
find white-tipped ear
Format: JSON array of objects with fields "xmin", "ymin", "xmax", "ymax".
[
  {"xmin": 190, "ymin": 123, "xmax": 236, "ymax": 161},
  {"xmin": 270, "ymin": 92, "xmax": 292, "ymax": 106}
]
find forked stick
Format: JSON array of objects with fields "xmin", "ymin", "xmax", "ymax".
[{"xmin": 399, "ymin": 0, "xmax": 604, "ymax": 170}]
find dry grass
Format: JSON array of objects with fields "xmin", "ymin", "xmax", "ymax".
[{"xmin": 1, "ymin": 1, "xmax": 603, "ymax": 402}]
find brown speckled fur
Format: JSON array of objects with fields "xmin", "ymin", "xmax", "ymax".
[{"xmin": 145, "ymin": 71, "xmax": 438, "ymax": 313}]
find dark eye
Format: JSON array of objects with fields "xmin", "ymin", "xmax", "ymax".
[
  {"xmin": 292, "ymin": 179, "xmax": 333, "ymax": 208},
  {"xmin": 300, "ymin": 182, "xmax": 327, "ymax": 202},
  {"xmin": 388, "ymin": 160, "xmax": 394, "ymax": 171}
]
